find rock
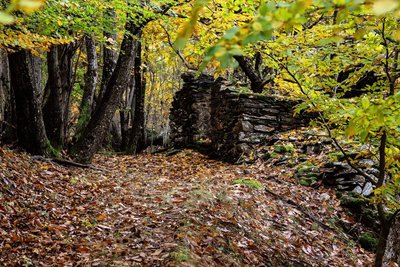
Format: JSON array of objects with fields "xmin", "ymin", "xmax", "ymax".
[
  {"xmin": 254, "ymin": 125, "xmax": 275, "ymax": 133},
  {"xmin": 362, "ymin": 182, "xmax": 373, "ymax": 197},
  {"xmin": 359, "ymin": 159, "xmax": 375, "ymax": 168},
  {"xmin": 237, "ymin": 143, "xmax": 251, "ymax": 154},
  {"xmin": 352, "ymin": 185, "xmax": 363, "ymax": 194},
  {"xmin": 240, "ymin": 121, "xmax": 254, "ymax": 132}
]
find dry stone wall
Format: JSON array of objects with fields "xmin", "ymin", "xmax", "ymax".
[
  {"xmin": 169, "ymin": 73, "xmax": 313, "ymax": 160},
  {"xmin": 169, "ymin": 73, "xmax": 214, "ymax": 147}
]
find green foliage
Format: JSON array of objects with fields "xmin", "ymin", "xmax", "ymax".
[
  {"xmin": 274, "ymin": 143, "xmax": 294, "ymax": 154},
  {"xmin": 358, "ymin": 232, "xmax": 378, "ymax": 251}
]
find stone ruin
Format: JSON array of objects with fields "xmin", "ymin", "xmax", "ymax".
[{"xmin": 169, "ymin": 72, "xmax": 313, "ymax": 161}]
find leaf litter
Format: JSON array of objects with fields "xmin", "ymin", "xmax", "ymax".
[{"xmin": 0, "ymin": 146, "xmax": 374, "ymax": 266}]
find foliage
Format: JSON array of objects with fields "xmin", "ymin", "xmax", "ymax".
[{"xmin": 232, "ymin": 179, "xmax": 263, "ymax": 189}]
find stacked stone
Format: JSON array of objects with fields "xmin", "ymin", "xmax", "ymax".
[
  {"xmin": 169, "ymin": 72, "xmax": 214, "ymax": 147},
  {"xmin": 169, "ymin": 72, "xmax": 313, "ymax": 160},
  {"xmin": 211, "ymin": 85, "xmax": 312, "ymax": 160}
]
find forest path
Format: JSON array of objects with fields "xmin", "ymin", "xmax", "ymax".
[{"xmin": 0, "ymin": 147, "xmax": 373, "ymax": 266}]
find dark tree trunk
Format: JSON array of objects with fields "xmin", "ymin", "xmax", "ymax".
[
  {"xmin": 233, "ymin": 55, "xmax": 272, "ymax": 93},
  {"xmin": 42, "ymin": 43, "xmax": 76, "ymax": 149},
  {"xmin": 71, "ymin": 21, "xmax": 141, "ymax": 163},
  {"xmin": 97, "ymin": 8, "xmax": 117, "ymax": 109},
  {"xmin": 42, "ymin": 47, "xmax": 64, "ymax": 149},
  {"xmin": 8, "ymin": 50, "xmax": 49, "ymax": 155},
  {"xmin": 0, "ymin": 49, "xmax": 15, "ymax": 143},
  {"xmin": 128, "ymin": 39, "xmax": 146, "ymax": 154},
  {"xmin": 76, "ymin": 36, "xmax": 98, "ymax": 133},
  {"xmin": 384, "ymin": 213, "xmax": 400, "ymax": 264},
  {"xmin": 374, "ymin": 218, "xmax": 391, "ymax": 267}
]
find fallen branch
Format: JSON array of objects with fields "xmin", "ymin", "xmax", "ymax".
[{"xmin": 31, "ymin": 156, "xmax": 110, "ymax": 172}]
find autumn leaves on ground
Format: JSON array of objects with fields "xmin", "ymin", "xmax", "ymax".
[{"xmin": 0, "ymin": 144, "xmax": 374, "ymax": 266}]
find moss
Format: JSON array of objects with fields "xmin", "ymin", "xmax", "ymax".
[
  {"xmin": 48, "ymin": 141, "xmax": 61, "ymax": 159},
  {"xmin": 299, "ymin": 179, "xmax": 311, "ymax": 186},
  {"xmin": 232, "ymin": 179, "xmax": 263, "ymax": 189},
  {"xmin": 171, "ymin": 247, "xmax": 191, "ymax": 262},
  {"xmin": 358, "ymin": 232, "xmax": 378, "ymax": 251},
  {"xmin": 274, "ymin": 144, "xmax": 294, "ymax": 154},
  {"xmin": 299, "ymin": 177, "xmax": 317, "ymax": 186},
  {"xmin": 340, "ymin": 196, "xmax": 369, "ymax": 209}
]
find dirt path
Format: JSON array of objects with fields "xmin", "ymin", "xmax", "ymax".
[{"xmin": 0, "ymin": 147, "xmax": 373, "ymax": 266}]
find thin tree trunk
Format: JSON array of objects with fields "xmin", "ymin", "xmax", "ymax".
[
  {"xmin": 8, "ymin": 50, "xmax": 49, "ymax": 155},
  {"xmin": 71, "ymin": 21, "xmax": 141, "ymax": 163},
  {"xmin": 117, "ymin": 73, "xmax": 135, "ymax": 151},
  {"xmin": 43, "ymin": 46, "xmax": 64, "ymax": 149},
  {"xmin": 97, "ymin": 8, "xmax": 117, "ymax": 108},
  {"xmin": 77, "ymin": 36, "xmax": 98, "ymax": 132},
  {"xmin": 128, "ymin": 38, "xmax": 146, "ymax": 154},
  {"xmin": 233, "ymin": 55, "xmax": 265, "ymax": 93}
]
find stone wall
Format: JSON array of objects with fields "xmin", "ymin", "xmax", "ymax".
[
  {"xmin": 169, "ymin": 73, "xmax": 313, "ymax": 160},
  {"xmin": 169, "ymin": 73, "xmax": 214, "ymax": 147},
  {"xmin": 211, "ymin": 84, "xmax": 312, "ymax": 159}
]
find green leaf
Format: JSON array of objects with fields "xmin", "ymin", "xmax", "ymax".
[
  {"xmin": 223, "ymin": 26, "xmax": 239, "ymax": 40},
  {"xmin": 361, "ymin": 97, "xmax": 370, "ymax": 109},
  {"xmin": 174, "ymin": 37, "xmax": 188, "ymax": 50},
  {"xmin": 259, "ymin": 2, "xmax": 269, "ymax": 16}
]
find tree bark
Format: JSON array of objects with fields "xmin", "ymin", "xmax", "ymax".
[
  {"xmin": 71, "ymin": 21, "xmax": 141, "ymax": 163},
  {"xmin": 97, "ymin": 8, "xmax": 117, "ymax": 109},
  {"xmin": 128, "ymin": 38, "xmax": 146, "ymax": 154},
  {"xmin": 233, "ymin": 55, "xmax": 266, "ymax": 93},
  {"xmin": 76, "ymin": 36, "xmax": 98, "ymax": 133},
  {"xmin": 384, "ymin": 213, "xmax": 400, "ymax": 264},
  {"xmin": 8, "ymin": 50, "xmax": 49, "ymax": 155},
  {"xmin": 42, "ymin": 46, "xmax": 65, "ymax": 149},
  {"xmin": 0, "ymin": 49, "xmax": 13, "ymax": 142},
  {"xmin": 42, "ymin": 43, "xmax": 76, "ymax": 149}
]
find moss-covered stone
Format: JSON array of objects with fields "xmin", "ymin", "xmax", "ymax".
[{"xmin": 340, "ymin": 196, "xmax": 369, "ymax": 209}]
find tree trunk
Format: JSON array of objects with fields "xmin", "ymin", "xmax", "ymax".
[
  {"xmin": 96, "ymin": 8, "xmax": 117, "ymax": 109},
  {"xmin": 0, "ymin": 49, "xmax": 14, "ymax": 142},
  {"xmin": 42, "ymin": 46, "xmax": 65, "ymax": 149},
  {"xmin": 42, "ymin": 43, "xmax": 76, "ymax": 149},
  {"xmin": 128, "ymin": 38, "xmax": 146, "ymax": 154},
  {"xmin": 233, "ymin": 55, "xmax": 265, "ymax": 93},
  {"xmin": 8, "ymin": 50, "xmax": 49, "ymax": 155},
  {"xmin": 384, "ymin": 213, "xmax": 400, "ymax": 264},
  {"xmin": 71, "ymin": 21, "xmax": 141, "ymax": 163},
  {"xmin": 76, "ymin": 36, "xmax": 98, "ymax": 133}
]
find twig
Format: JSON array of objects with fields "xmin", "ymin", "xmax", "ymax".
[{"xmin": 159, "ymin": 23, "xmax": 197, "ymax": 71}]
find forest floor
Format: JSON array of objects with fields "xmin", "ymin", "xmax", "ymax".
[{"xmin": 0, "ymin": 143, "xmax": 374, "ymax": 266}]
